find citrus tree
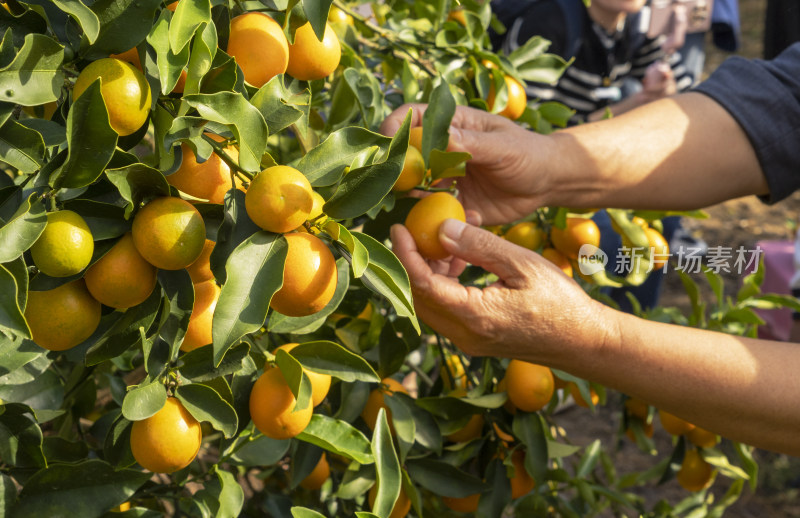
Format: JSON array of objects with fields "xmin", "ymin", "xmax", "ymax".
[{"xmin": 1, "ymin": 0, "xmax": 797, "ymax": 517}]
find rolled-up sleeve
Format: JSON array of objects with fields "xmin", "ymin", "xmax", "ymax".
[{"xmin": 693, "ymin": 42, "xmax": 800, "ymax": 204}]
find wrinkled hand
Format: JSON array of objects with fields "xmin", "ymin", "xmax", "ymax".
[
  {"xmin": 390, "ymin": 218, "xmax": 613, "ymax": 362},
  {"xmin": 380, "ymin": 104, "xmax": 552, "ymax": 226},
  {"xmin": 642, "ymin": 61, "xmax": 677, "ymax": 98}
]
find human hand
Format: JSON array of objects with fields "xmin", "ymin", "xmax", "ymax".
[
  {"xmin": 380, "ymin": 104, "xmax": 552, "ymax": 225},
  {"xmin": 642, "ymin": 61, "xmax": 677, "ymax": 99},
  {"xmin": 390, "ymin": 217, "xmax": 615, "ymax": 362}
]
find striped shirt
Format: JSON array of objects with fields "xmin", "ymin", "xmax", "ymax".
[{"xmin": 499, "ymin": 0, "xmax": 694, "ymax": 124}]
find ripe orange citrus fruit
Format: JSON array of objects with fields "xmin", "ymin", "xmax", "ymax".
[
  {"xmin": 446, "ymin": 413, "xmax": 484, "ymax": 443},
  {"xmin": 306, "ymin": 191, "xmax": 326, "ymax": 224},
  {"xmin": 276, "ymin": 343, "xmax": 331, "ymax": 407},
  {"xmin": 73, "ymin": 58, "xmax": 151, "ymax": 136},
  {"xmin": 645, "ymin": 227, "xmax": 670, "ymax": 270},
  {"xmin": 404, "ymin": 192, "xmax": 466, "ymax": 260},
  {"xmin": 287, "ymin": 22, "xmax": 341, "ymax": 81},
  {"xmin": 361, "ymin": 378, "xmax": 409, "ymax": 433},
  {"xmin": 687, "ymin": 426, "xmax": 719, "ymax": 448},
  {"xmin": 541, "ymin": 247, "xmax": 573, "ymax": 277},
  {"xmin": 300, "ymin": 454, "xmax": 330, "ymax": 490},
  {"xmin": 504, "ymin": 221, "xmax": 544, "ymax": 251},
  {"xmin": 676, "ymin": 449, "xmax": 714, "ymax": 492},
  {"xmin": 227, "ymin": 12, "xmax": 289, "ymax": 87},
  {"xmin": 245, "ymin": 165, "xmax": 314, "ymax": 234},
  {"xmin": 130, "ymin": 397, "xmax": 202, "ymax": 473},
  {"xmin": 270, "ymin": 233, "xmax": 337, "ymax": 317},
  {"xmin": 369, "ymin": 485, "xmax": 411, "ymax": 518},
  {"xmin": 186, "ymin": 239, "xmax": 215, "ymax": 283},
  {"xmin": 112, "ymin": 46, "xmax": 186, "ymax": 94},
  {"xmin": 510, "ymin": 449, "xmax": 536, "ymax": 498},
  {"xmin": 328, "ymin": 5, "xmax": 353, "ymax": 26},
  {"xmin": 442, "ymin": 493, "xmax": 480, "ymax": 513},
  {"xmin": 487, "ymin": 74, "xmax": 527, "ymax": 120},
  {"xmin": 166, "ymin": 1, "xmax": 178, "ymax": 11},
  {"xmin": 504, "ymin": 359, "xmax": 554, "ymax": 412},
  {"xmin": 447, "ymin": 9, "xmax": 468, "ymax": 26},
  {"xmin": 249, "ymin": 366, "xmax": 313, "ymax": 439},
  {"xmin": 180, "ymin": 280, "xmax": 220, "ymax": 352},
  {"xmin": 131, "ymin": 197, "xmax": 206, "ymax": 270},
  {"xmin": 84, "ymin": 232, "xmax": 158, "ymax": 309},
  {"xmin": 25, "ymin": 279, "xmax": 101, "ymax": 351},
  {"xmin": 550, "ymin": 217, "xmax": 601, "ymax": 259},
  {"xmin": 568, "ymin": 382, "xmax": 599, "ymax": 408},
  {"xmin": 167, "ymin": 136, "xmax": 243, "ymax": 205},
  {"xmin": 30, "ymin": 210, "xmax": 94, "ymax": 277},
  {"xmin": 392, "ymin": 145, "xmax": 426, "ymax": 192},
  {"xmin": 408, "ymin": 126, "xmax": 424, "ymax": 152},
  {"xmin": 441, "ymin": 354, "xmax": 468, "ymax": 391},
  {"xmin": 658, "ymin": 409, "xmax": 696, "ymax": 436}
]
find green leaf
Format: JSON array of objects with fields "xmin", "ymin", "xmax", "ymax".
[
  {"xmin": 512, "ymin": 413, "xmax": 549, "ymax": 486},
  {"xmin": 214, "ymin": 469, "xmax": 244, "ymax": 518},
  {"xmin": 10, "ymin": 459, "xmax": 150, "ymax": 518},
  {"xmin": 323, "ymin": 114, "xmax": 410, "ymax": 219},
  {"xmin": 381, "ymin": 394, "xmax": 414, "ymax": 462},
  {"xmin": 701, "ymin": 448, "xmax": 750, "ymax": 480},
  {"xmin": 176, "ymin": 383, "xmax": 238, "ymax": 438},
  {"xmin": 351, "ymin": 232, "xmax": 418, "ymax": 331},
  {"xmin": 0, "ymin": 261, "xmax": 31, "ymax": 339},
  {"xmin": 209, "ymin": 189, "xmax": 261, "ymax": 285},
  {"xmin": 155, "ymin": 269, "xmax": 194, "ymax": 359},
  {"xmin": 302, "ymin": 0, "xmax": 333, "ymax": 39},
  {"xmin": 178, "ymin": 342, "xmax": 250, "ymax": 382},
  {"xmin": 342, "ymin": 67, "xmax": 388, "ymax": 131},
  {"xmin": 212, "ymin": 232, "xmax": 287, "ymax": 366},
  {"xmin": 296, "ymin": 126, "xmax": 391, "ymax": 187},
  {"xmin": 297, "ymin": 414, "xmax": 374, "ymax": 465},
  {"xmin": 0, "ymin": 119, "xmax": 46, "ymax": 172},
  {"xmin": 169, "ymin": 0, "xmax": 211, "ymax": 54},
  {"xmin": 405, "ymin": 458, "xmax": 488, "ymax": 498},
  {"xmin": 0, "ymin": 192, "xmax": 46, "ymax": 263},
  {"xmin": 184, "ymin": 20, "xmax": 217, "ymax": 97},
  {"xmin": 147, "ymin": 9, "xmax": 191, "ymax": 95},
  {"xmin": 0, "ymin": 404, "xmax": 45, "ymax": 468},
  {"xmin": 61, "ymin": 199, "xmax": 128, "ymax": 240},
  {"xmin": 105, "ymin": 162, "xmax": 171, "ymax": 217},
  {"xmin": 54, "ymin": 79, "xmax": 117, "ymax": 189},
  {"xmin": 538, "ymin": 101, "xmax": 574, "ymax": 128},
  {"xmin": 513, "ymin": 50, "xmax": 570, "ymax": 84},
  {"xmin": 421, "ymin": 78, "xmax": 456, "ymax": 161},
  {"xmin": 102, "ymin": 411, "xmax": 135, "ymax": 468},
  {"xmin": 228, "ymin": 433, "xmax": 290, "ymax": 466},
  {"xmin": 52, "ymin": 0, "xmax": 100, "ymax": 43},
  {"xmin": 0, "ymin": 337, "xmax": 41, "ymax": 377},
  {"xmin": 371, "ymin": 409, "xmax": 402, "ymax": 518},
  {"xmin": 182, "ymin": 92, "xmax": 268, "ymax": 173},
  {"xmin": 121, "ymin": 381, "xmax": 167, "ymax": 421},
  {"xmin": 250, "ymin": 74, "xmax": 306, "ymax": 135},
  {"xmin": 0, "ymin": 33, "xmax": 63, "ymax": 106},
  {"xmin": 328, "ymin": 222, "xmax": 369, "ymax": 277},
  {"xmin": 274, "ymin": 349, "xmax": 313, "ymax": 412},
  {"xmin": 292, "ymin": 508, "xmax": 327, "ymax": 518},
  {"xmin": 0, "ymin": 474, "xmax": 16, "ymax": 517},
  {"xmin": 287, "ymin": 340, "xmax": 380, "ymax": 383},
  {"xmin": 88, "ymin": 0, "xmax": 163, "ymax": 56},
  {"xmin": 415, "ymin": 392, "xmax": 506, "ymax": 419}
]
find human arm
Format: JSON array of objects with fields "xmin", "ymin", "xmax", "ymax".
[
  {"xmin": 390, "ymin": 218, "xmax": 800, "ymax": 455},
  {"xmin": 586, "ymin": 61, "xmax": 678, "ymax": 122}
]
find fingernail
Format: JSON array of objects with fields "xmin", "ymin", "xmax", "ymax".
[{"xmin": 440, "ymin": 218, "xmax": 466, "ymax": 241}]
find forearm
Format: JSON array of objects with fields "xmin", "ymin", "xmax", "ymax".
[
  {"xmin": 551, "ymin": 306, "xmax": 800, "ymax": 455},
  {"xmin": 586, "ymin": 91, "xmax": 652, "ymax": 122},
  {"xmin": 543, "ymin": 92, "xmax": 769, "ymax": 210}
]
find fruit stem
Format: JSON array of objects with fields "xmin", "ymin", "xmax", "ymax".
[
  {"xmin": 203, "ymin": 134, "xmax": 254, "ymax": 180},
  {"xmin": 289, "ymin": 123, "xmax": 313, "ymax": 156}
]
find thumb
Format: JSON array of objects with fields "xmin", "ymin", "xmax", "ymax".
[{"xmin": 438, "ymin": 218, "xmax": 533, "ymax": 284}]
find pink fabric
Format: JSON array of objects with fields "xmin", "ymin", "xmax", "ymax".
[{"xmin": 748, "ymin": 241, "xmax": 795, "ymax": 341}]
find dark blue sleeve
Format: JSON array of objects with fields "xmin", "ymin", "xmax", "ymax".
[{"xmin": 693, "ymin": 42, "xmax": 800, "ymax": 204}]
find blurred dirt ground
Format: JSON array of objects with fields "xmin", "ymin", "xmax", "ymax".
[{"xmin": 557, "ymin": 1, "xmax": 800, "ymax": 516}]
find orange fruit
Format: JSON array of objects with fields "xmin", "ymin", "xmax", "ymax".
[
  {"xmin": 186, "ymin": 239, "xmax": 215, "ymax": 283},
  {"xmin": 167, "ymin": 135, "xmax": 243, "ymax": 204},
  {"xmin": 109, "ymin": 47, "xmax": 141, "ymax": 70},
  {"xmin": 510, "ymin": 449, "xmax": 535, "ymax": 498},
  {"xmin": 130, "ymin": 397, "xmax": 202, "ymax": 473},
  {"xmin": 504, "ymin": 359, "xmax": 554, "ymax": 412},
  {"xmin": 276, "ymin": 343, "xmax": 331, "ymax": 407},
  {"xmin": 84, "ymin": 232, "xmax": 158, "ymax": 309},
  {"xmin": 441, "ymin": 354, "xmax": 468, "ymax": 391},
  {"xmin": 166, "ymin": 1, "xmax": 178, "ymax": 11},
  {"xmin": 446, "ymin": 413, "xmax": 484, "ymax": 443},
  {"xmin": 245, "ymin": 165, "xmax": 314, "ymax": 234},
  {"xmin": 568, "ymin": 382, "xmax": 599, "ymax": 408},
  {"xmin": 676, "ymin": 449, "xmax": 714, "ymax": 492},
  {"xmin": 30, "ymin": 210, "xmax": 94, "ymax": 277},
  {"xmin": 487, "ymin": 74, "xmax": 527, "ymax": 120},
  {"xmin": 687, "ymin": 426, "xmax": 719, "ymax": 448},
  {"xmin": 328, "ymin": 5, "xmax": 353, "ymax": 26},
  {"xmin": 249, "ymin": 366, "xmax": 313, "ymax": 439},
  {"xmin": 180, "ymin": 280, "xmax": 220, "ymax": 352},
  {"xmin": 131, "ymin": 197, "xmax": 206, "ymax": 270},
  {"xmin": 442, "ymin": 493, "xmax": 480, "ymax": 513},
  {"xmin": 25, "ymin": 279, "xmax": 101, "ymax": 351},
  {"xmin": 645, "ymin": 227, "xmax": 670, "ymax": 270},
  {"xmin": 73, "ymin": 58, "xmax": 151, "ymax": 136},
  {"xmin": 112, "ymin": 501, "xmax": 131, "ymax": 512},
  {"xmin": 269, "ymin": 233, "xmax": 337, "ymax": 317},
  {"xmin": 624, "ymin": 397, "xmax": 650, "ymax": 420},
  {"xmin": 300, "ymin": 454, "xmax": 330, "ymax": 490},
  {"xmin": 504, "ymin": 221, "xmax": 544, "ymax": 251},
  {"xmin": 493, "ymin": 422, "xmax": 515, "ymax": 443},
  {"xmin": 658, "ymin": 409, "xmax": 696, "ymax": 436},
  {"xmin": 287, "ymin": 22, "xmax": 341, "ymax": 81},
  {"xmin": 368, "ymin": 485, "xmax": 411, "ymax": 518},
  {"xmin": 408, "ymin": 126, "xmax": 424, "ymax": 152},
  {"xmin": 550, "ymin": 217, "xmax": 601, "ymax": 259},
  {"xmin": 227, "ymin": 12, "xmax": 289, "ymax": 87},
  {"xmin": 541, "ymin": 247, "xmax": 573, "ymax": 277},
  {"xmin": 361, "ymin": 378, "xmax": 409, "ymax": 432},
  {"xmin": 625, "ymin": 417, "xmax": 654, "ymax": 442},
  {"xmin": 404, "ymin": 192, "xmax": 466, "ymax": 260},
  {"xmin": 447, "ymin": 9, "xmax": 467, "ymax": 26},
  {"xmin": 392, "ymin": 145, "xmax": 426, "ymax": 192},
  {"xmin": 306, "ymin": 191, "xmax": 326, "ymax": 224}
]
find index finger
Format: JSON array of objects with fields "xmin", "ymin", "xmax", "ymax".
[{"xmin": 379, "ymin": 104, "xmax": 428, "ymax": 137}]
